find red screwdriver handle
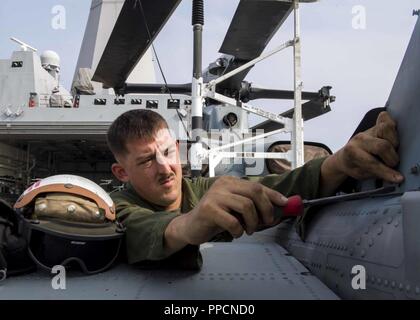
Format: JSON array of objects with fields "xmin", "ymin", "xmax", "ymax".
[{"xmin": 283, "ymin": 195, "xmax": 304, "ymax": 216}]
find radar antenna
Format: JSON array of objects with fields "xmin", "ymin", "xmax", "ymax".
[{"xmin": 10, "ymin": 37, "xmax": 37, "ymax": 52}]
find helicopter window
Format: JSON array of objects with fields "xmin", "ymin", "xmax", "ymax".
[
  {"xmin": 114, "ymin": 98, "xmax": 125, "ymax": 105},
  {"xmin": 131, "ymin": 99, "xmax": 142, "ymax": 105},
  {"xmin": 167, "ymin": 99, "xmax": 180, "ymax": 109},
  {"xmin": 146, "ymin": 100, "xmax": 158, "ymax": 109},
  {"xmin": 11, "ymin": 61, "xmax": 23, "ymax": 68},
  {"xmin": 94, "ymin": 98, "xmax": 107, "ymax": 105}
]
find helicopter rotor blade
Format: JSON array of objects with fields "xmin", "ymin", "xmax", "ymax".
[
  {"xmin": 216, "ymin": 1, "xmax": 318, "ymax": 92},
  {"xmin": 216, "ymin": 0, "xmax": 293, "ymax": 90},
  {"xmin": 280, "ymin": 97, "xmax": 332, "ymax": 121},
  {"xmin": 92, "ymin": 0, "xmax": 182, "ymax": 89},
  {"xmin": 241, "ymin": 85, "xmax": 321, "ymax": 102},
  {"xmin": 251, "ymin": 92, "xmax": 333, "ymax": 132},
  {"xmin": 219, "ymin": 0, "xmax": 293, "ymax": 61},
  {"xmin": 253, "ymin": 89, "xmax": 319, "ymax": 101},
  {"xmin": 121, "ymin": 83, "xmax": 192, "ymax": 95}
]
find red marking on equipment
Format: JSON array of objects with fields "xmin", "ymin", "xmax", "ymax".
[{"xmin": 283, "ymin": 195, "xmax": 304, "ymax": 216}]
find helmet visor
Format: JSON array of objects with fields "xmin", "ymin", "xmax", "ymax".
[{"xmin": 27, "ymin": 229, "xmax": 123, "ymax": 275}]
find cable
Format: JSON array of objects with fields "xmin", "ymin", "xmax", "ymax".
[{"xmin": 135, "ymin": 0, "xmax": 191, "ymax": 139}]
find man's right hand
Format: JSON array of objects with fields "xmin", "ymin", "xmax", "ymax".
[{"xmin": 179, "ymin": 176, "xmax": 288, "ymax": 245}]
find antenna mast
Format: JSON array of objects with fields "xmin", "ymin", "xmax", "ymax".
[{"xmin": 190, "ymin": 0, "xmax": 205, "ymax": 177}]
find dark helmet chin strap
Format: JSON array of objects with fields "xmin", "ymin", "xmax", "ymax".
[
  {"xmin": 0, "ymin": 217, "xmax": 10, "ymax": 281},
  {"xmin": 0, "ymin": 248, "xmax": 7, "ymax": 281},
  {"xmin": 0, "ymin": 250, "xmax": 6, "ymax": 281},
  {"xmin": 0, "ymin": 269, "xmax": 6, "ymax": 282}
]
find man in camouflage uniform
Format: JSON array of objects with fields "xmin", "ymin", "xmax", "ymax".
[{"xmin": 108, "ymin": 109, "xmax": 402, "ymax": 269}]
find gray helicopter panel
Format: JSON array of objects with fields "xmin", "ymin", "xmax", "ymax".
[
  {"xmin": 386, "ymin": 16, "xmax": 420, "ymax": 193},
  {"xmin": 272, "ymin": 14, "xmax": 420, "ymax": 300},
  {"xmin": 0, "ymin": 239, "xmax": 338, "ymax": 300},
  {"xmin": 275, "ymin": 194, "xmax": 413, "ymax": 299}
]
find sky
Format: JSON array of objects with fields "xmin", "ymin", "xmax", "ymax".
[{"xmin": 0, "ymin": 0, "xmax": 419, "ymax": 151}]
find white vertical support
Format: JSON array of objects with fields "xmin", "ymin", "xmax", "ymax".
[
  {"xmin": 292, "ymin": 0, "xmax": 304, "ymax": 169},
  {"xmin": 190, "ymin": 0, "xmax": 205, "ymax": 177},
  {"xmin": 208, "ymin": 154, "xmax": 216, "ymax": 178},
  {"xmin": 190, "ymin": 76, "xmax": 204, "ymax": 174}
]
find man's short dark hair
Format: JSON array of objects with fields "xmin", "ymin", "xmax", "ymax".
[{"xmin": 107, "ymin": 109, "xmax": 169, "ymax": 157}]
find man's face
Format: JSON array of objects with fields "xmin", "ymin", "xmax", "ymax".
[{"xmin": 113, "ymin": 127, "xmax": 183, "ymax": 211}]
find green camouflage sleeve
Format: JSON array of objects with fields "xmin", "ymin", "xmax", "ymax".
[
  {"xmin": 112, "ymin": 195, "xmax": 202, "ymax": 269},
  {"xmin": 245, "ymin": 157, "xmax": 328, "ymax": 237},
  {"xmin": 246, "ymin": 156, "xmax": 327, "ymax": 199}
]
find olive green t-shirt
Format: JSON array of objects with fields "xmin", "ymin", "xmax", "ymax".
[{"xmin": 111, "ymin": 157, "xmax": 327, "ymax": 269}]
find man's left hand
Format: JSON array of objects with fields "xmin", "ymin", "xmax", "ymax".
[{"xmin": 320, "ymin": 111, "xmax": 404, "ymax": 196}]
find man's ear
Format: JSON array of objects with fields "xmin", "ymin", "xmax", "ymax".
[{"xmin": 111, "ymin": 163, "xmax": 129, "ymax": 183}]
